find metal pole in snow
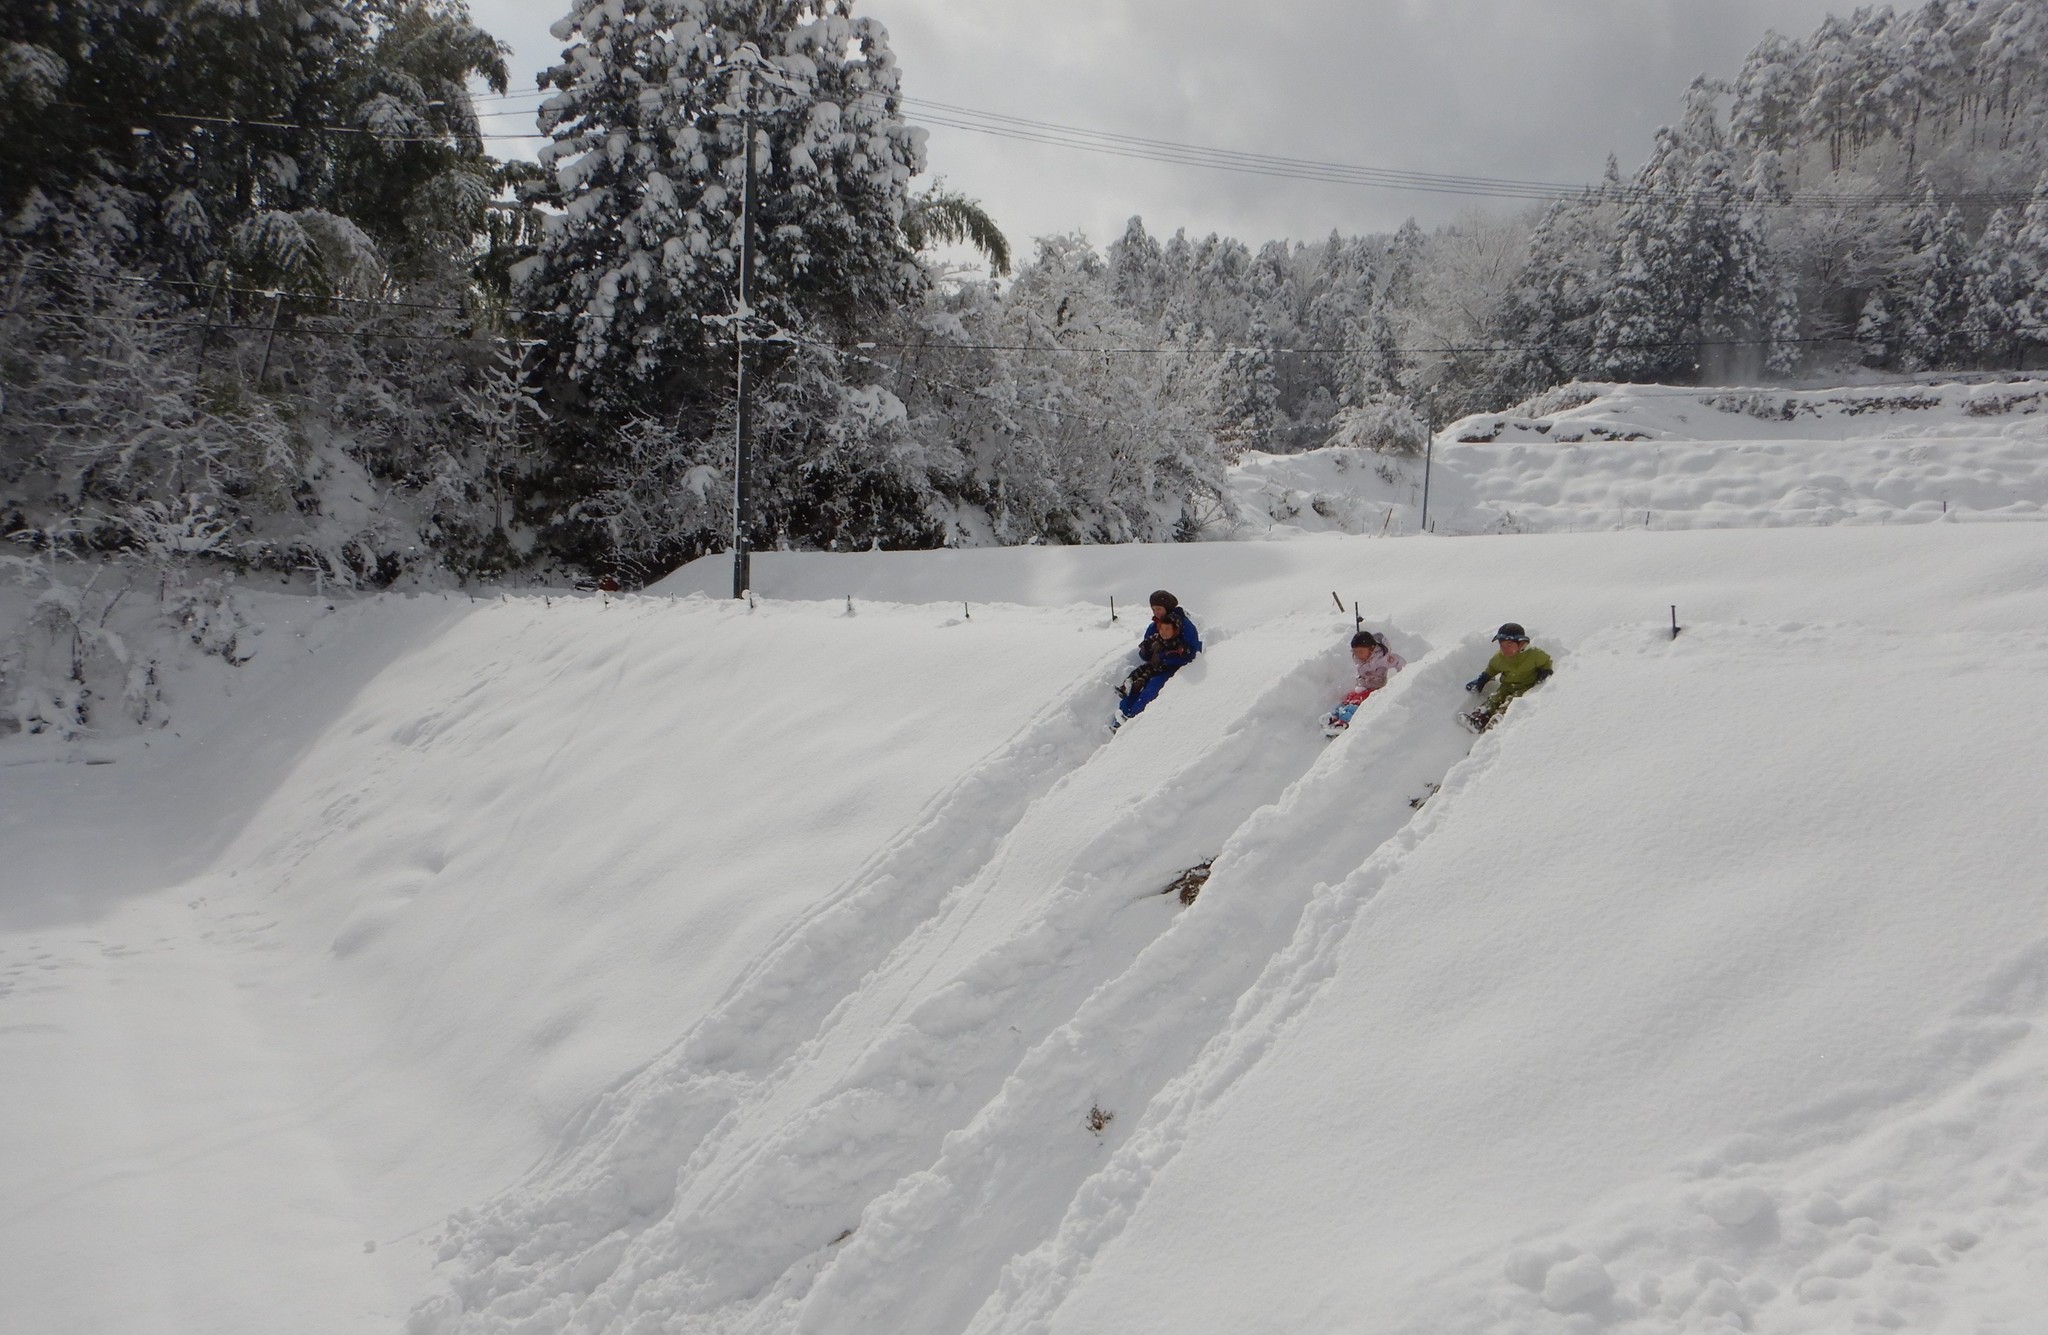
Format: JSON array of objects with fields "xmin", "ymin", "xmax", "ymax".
[
  {"xmin": 730, "ymin": 58, "xmax": 759, "ymax": 600},
  {"xmin": 1419, "ymin": 400, "xmax": 1435, "ymax": 533},
  {"xmin": 1671, "ymin": 605, "xmax": 1681, "ymax": 640}
]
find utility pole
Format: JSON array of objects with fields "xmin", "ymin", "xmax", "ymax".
[
  {"xmin": 730, "ymin": 52, "xmax": 759, "ymax": 599},
  {"xmin": 1419, "ymin": 394, "xmax": 1436, "ymax": 533}
]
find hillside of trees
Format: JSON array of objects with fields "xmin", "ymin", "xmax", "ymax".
[{"xmin": 5, "ymin": 0, "xmax": 2048, "ymax": 594}]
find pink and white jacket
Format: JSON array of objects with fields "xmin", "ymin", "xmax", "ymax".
[{"xmin": 1343, "ymin": 645, "xmax": 1407, "ymax": 700}]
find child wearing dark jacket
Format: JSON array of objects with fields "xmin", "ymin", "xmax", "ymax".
[{"xmin": 1115, "ymin": 590, "xmax": 1202, "ymax": 724}]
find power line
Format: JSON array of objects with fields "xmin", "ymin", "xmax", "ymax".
[
  {"xmin": 899, "ymin": 97, "xmax": 2041, "ymax": 210},
  {"xmin": 107, "ymin": 91, "xmax": 2043, "ymax": 210}
]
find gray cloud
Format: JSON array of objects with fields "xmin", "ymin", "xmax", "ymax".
[{"xmin": 470, "ymin": 0, "xmax": 1850, "ymax": 249}]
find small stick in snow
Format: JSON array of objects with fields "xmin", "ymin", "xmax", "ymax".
[{"xmin": 1671, "ymin": 605, "xmax": 1681, "ymax": 640}]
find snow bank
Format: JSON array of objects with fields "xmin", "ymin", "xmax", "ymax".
[{"xmin": 1225, "ymin": 377, "xmax": 2048, "ymax": 538}]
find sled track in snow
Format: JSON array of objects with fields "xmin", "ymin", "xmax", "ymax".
[
  {"xmin": 418, "ymin": 640, "xmax": 1132, "ymax": 1315},
  {"xmin": 959, "ymin": 638, "xmax": 1501, "ymax": 1335},
  {"xmin": 420, "ymin": 624, "xmax": 1508, "ymax": 1335}
]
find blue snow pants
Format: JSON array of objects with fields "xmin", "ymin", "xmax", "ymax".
[{"xmin": 1118, "ymin": 667, "xmax": 1178, "ymax": 718}]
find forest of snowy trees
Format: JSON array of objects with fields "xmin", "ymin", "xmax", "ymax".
[{"xmin": 6, "ymin": 0, "xmax": 2048, "ymax": 590}]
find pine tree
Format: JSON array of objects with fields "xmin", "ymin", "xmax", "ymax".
[
  {"xmin": 1963, "ymin": 208, "xmax": 2030, "ymax": 366},
  {"xmin": 1899, "ymin": 200, "xmax": 1972, "ymax": 370},
  {"xmin": 521, "ymin": 0, "xmax": 924, "ymax": 397},
  {"xmin": 1595, "ymin": 126, "xmax": 1695, "ymax": 381},
  {"xmin": 1215, "ymin": 323, "xmax": 1279, "ymax": 459},
  {"xmin": 2011, "ymin": 178, "xmax": 2048, "ymax": 361},
  {"xmin": 1856, "ymin": 291, "xmax": 1893, "ymax": 367},
  {"xmin": 1107, "ymin": 217, "xmax": 1169, "ymax": 321},
  {"xmin": 515, "ymin": 0, "xmax": 929, "ymax": 571}
]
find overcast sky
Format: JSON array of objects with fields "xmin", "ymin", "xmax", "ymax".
[{"xmin": 467, "ymin": 0, "xmax": 1850, "ymax": 256}]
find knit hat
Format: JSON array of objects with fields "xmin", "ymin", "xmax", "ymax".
[{"xmin": 1492, "ymin": 622, "xmax": 1529, "ymax": 643}]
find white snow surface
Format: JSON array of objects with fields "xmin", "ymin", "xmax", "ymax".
[
  {"xmin": 6, "ymin": 390, "xmax": 2048, "ymax": 1334},
  {"xmin": 1226, "ymin": 378, "xmax": 2048, "ymax": 539}
]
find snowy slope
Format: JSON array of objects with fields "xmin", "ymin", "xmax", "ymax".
[
  {"xmin": 1226, "ymin": 377, "xmax": 2048, "ymax": 538},
  {"xmin": 1, "ymin": 596, "xmax": 1134, "ymax": 1332},
  {"xmin": 5, "ymin": 518, "xmax": 2048, "ymax": 1327},
  {"xmin": 1021, "ymin": 620, "xmax": 2048, "ymax": 1335}
]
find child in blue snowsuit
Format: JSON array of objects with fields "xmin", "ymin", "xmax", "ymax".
[{"xmin": 1116, "ymin": 590, "xmax": 1202, "ymax": 723}]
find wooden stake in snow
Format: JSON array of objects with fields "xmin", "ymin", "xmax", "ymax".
[
  {"xmin": 1671, "ymin": 605, "xmax": 1681, "ymax": 640},
  {"xmin": 1110, "ymin": 594, "xmax": 1118, "ymax": 622}
]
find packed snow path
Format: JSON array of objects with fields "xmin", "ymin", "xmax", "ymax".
[
  {"xmin": 420, "ymin": 620, "xmax": 1483, "ymax": 1332},
  {"xmin": 3, "ymin": 523, "xmax": 2047, "ymax": 1334}
]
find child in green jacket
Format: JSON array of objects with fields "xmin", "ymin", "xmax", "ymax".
[{"xmin": 1461, "ymin": 622, "xmax": 1553, "ymax": 733}]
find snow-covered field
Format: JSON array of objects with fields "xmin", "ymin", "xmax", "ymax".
[
  {"xmin": 5, "ymin": 386, "xmax": 2048, "ymax": 1334},
  {"xmin": 1229, "ymin": 377, "xmax": 2048, "ymax": 538}
]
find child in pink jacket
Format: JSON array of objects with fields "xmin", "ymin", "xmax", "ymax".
[{"xmin": 1324, "ymin": 630, "xmax": 1406, "ymax": 736}]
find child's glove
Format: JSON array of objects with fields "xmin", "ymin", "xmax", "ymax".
[
  {"xmin": 1533, "ymin": 667, "xmax": 1553, "ymax": 683},
  {"xmin": 1464, "ymin": 674, "xmax": 1490, "ymax": 692}
]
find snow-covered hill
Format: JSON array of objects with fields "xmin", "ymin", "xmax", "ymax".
[
  {"xmin": 1227, "ymin": 377, "xmax": 2048, "ymax": 539},
  {"xmin": 5, "ymin": 513, "xmax": 2047, "ymax": 1334}
]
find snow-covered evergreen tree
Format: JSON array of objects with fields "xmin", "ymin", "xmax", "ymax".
[
  {"xmin": 2010, "ymin": 179, "xmax": 2048, "ymax": 361},
  {"xmin": 1963, "ymin": 207, "xmax": 2032, "ymax": 367},
  {"xmin": 513, "ymin": 0, "xmax": 929, "ymax": 571},
  {"xmin": 1215, "ymin": 324, "xmax": 1280, "ymax": 460},
  {"xmin": 1899, "ymin": 197, "xmax": 1973, "ymax": 371}
]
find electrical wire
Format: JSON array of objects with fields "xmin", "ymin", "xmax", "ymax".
[
  {"xmin": 98, "ymin": 93, "xmax": 2046, "ymax": 210},
  {"xmin": 897, "ymin": 96, "xmax": 2041, "ymax": 210}
]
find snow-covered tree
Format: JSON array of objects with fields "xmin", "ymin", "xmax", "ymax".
[
  {"xmin": 1898, "ymin": 196, "xmax": 1973, "ymax": 370},
  {"xmin": 1214, "ymin": 324, "xmax": 1280, "ymax": 459},
  {"xmin": 512, "ymin": 0, "xmax": 930, "ymax": 570},
  {"xmin": 1963, "ymin": 207, "xmax": 2033, "ymax": 367}
]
